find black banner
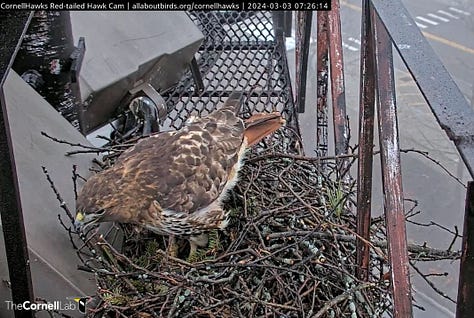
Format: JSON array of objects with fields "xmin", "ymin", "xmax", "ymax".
[{"xmin": 0, "ymin": 0, "xmax": 331, "ymax": 11}]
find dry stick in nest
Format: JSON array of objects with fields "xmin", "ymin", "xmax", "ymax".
[
  {"xmin": 398, "ymin": 148, "xmax": 466, "ymax": 188},
  {"xmin": 40, "ymin": 131, "xmax": 142, "ymax": 157},
  {"xmin": 42, "ymin": 166, "xmax": 74, "ymax": 221},
  {"xmin": 189, "ymin": 209, "xmax": 378, "ymax": 314},
  {"xmin": 314, "ymin": 282, "xmax": 377, "ymax": 318},
  {"xmin": 249, "ymin": 147, "xmax": 466, "ymax": 188},
  {"xmin": 256, "ymin": 154, "xmax": 461, "ymax": 247},
  {"xmin": 242, "ymin": 155, "xmax": 461, "ymax": 312},
  {"xmin": 266, "ymin": 230, "xmax": 460, "ymax": 261},
  {"xmin": 407, "ymin": 216, "xmax": 461, "ymax": 252},
  {"xmin": 91, "ymin": 238, "xmax": 200, "ymax": 316},
  {"xmin": 40, "ymin": 131, "xmax": 105, "ymax": 152},
  {"xmin": 96, "ymin": 237, "xmax": 195, "ymax": 285}
]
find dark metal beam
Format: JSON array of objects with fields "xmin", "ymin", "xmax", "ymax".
[
  {"xmin": 356, "ymin": 0, "xmax": 376, "ymax": 282},
  {"xmin": 371, "ymin": 0, "xmax": 474, "ymax": 178},
  {"xmin": 272, "ymin": 11, "xmax": 292, "ymax": 38},
  {"xmin": 0, "ymin": 11, "xmax": 35, "ymax": 318},
  {"xmin": 316, "ymin": 11, "xmax": 329, "ymax": 159},
  {"xmin": 457, "ymin": 181, "xmax": 474, "ymax": 318},
  {"xmin": 190, "ymin": 57, "xmax": 204, "ymax": 92},
  {"xmin": 372, "ymin": 7, "xmax": 413, "ymax": 317},
  {"xmin": 295, "ymin": 11, "xmax": 312, "ymax": 113}
]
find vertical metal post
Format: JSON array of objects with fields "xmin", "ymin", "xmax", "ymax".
[
  {"xmin": 356, "ymin": 0, "xmax": 376, "ymax": 281},
  {"xmin": 327, "ymin": 0, "xmax": 350, "ymax": 171},
  {"xmin": 457, "ymin": 181, "xmax": 474, "ymax": 318},
  {"xmin": 372, "ymin": 7, "xmax": 413, "ymax": 318},
  {"xmin": 190, "ymin": 57, "xmax": 204, "ymax": 92},
  {"xmin": 0, "ymin": 12, "xmax": 35, "ymax": 318},
  {"xmin": 272, "ymin": 11, "xmax": 292, "ymax": 38},
  {"xmin": 316, "ymin": 11, "xmax": 329, "ymax": 159},
  {"xmin": 295, "ymin": 11, "xmax": 312, "ymax": 113}
]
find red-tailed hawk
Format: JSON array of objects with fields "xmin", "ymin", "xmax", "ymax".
[{"xmin": 74, "ymin": 92, "xmax": 284, "ymax": 257}]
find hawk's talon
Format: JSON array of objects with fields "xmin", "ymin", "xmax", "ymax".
[
  {"xmin": 186, "ymin": 241, "xmax": 200, "ymax": 262},
  {"xmin": 186, "ymin": 234, "xmax": 209, "ymax": 262},
  {"xmin": 168, "ymin": 235, "xmax": 179, "ymax": 258}
]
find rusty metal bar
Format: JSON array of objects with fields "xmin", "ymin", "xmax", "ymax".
[
  {"xmin": 316, "ymin": 11, "xmax": 329, "ymax": 159},
  {"xmin": 457, "ymin": 181, "xmax": 474, "ymax": 318},
  {"xmin": 356, "ymin": 0, "xmax": 376, "ymax": 282},
  {"xmin": 327, "ymin": 0, "xmax": 350, "ymax": 173},
  {"xmin": 295, "ymin": 11, "xmax": 312, "ymax": 113},
  {"xmin": 371, "ymin": 0, "xmax": 474, "ymax": 178},
  {"xmin": 372, "ymin": 7, "xmax": 413, "ymax": 317},
  {"xmin": 0, "ymin": 12, "xmax": 35, "ymax": 318}
]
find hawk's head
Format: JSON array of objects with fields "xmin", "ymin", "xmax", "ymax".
[{"xmin": 74, "ymin": 209, "xmax": 106, "ymax": 231}]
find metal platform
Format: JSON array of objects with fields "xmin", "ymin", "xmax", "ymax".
[
  {"xmin": 14, "ymin": 11, "xmax": 300, "ymax": 145},
  {"xmin": 161, "ymin": 11, "xmax": 298, "ymax": 132}
]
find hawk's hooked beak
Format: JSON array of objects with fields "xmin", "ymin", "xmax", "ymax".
[
  {"xmin": 74, "ymin": 212, "xmax": 85, "ymax": 231},
  {"xmin": 74, "ymin": 212, "xmax": 86, "ymax": 231},
  {"xmin": 74, "ymin": 210, "xmax": 105, "ymax": 231}
]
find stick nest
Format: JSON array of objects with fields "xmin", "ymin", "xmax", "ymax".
[{"xmin": 44, "ymin": 128, "xmax": 460, "ymax": 318}]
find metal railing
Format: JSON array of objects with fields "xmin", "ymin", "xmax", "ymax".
[
  {"xmin": 305, "ymin": 0, "xmax": 474, "ymax": 317},
  {"xmin": 0, "ymin": 12, "xmax": 35, "ymax": 318}
]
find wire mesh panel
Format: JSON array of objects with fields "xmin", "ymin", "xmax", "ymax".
[{"xmin": 162, "ymin": 11, "xmax": 298, "ymax": 134}]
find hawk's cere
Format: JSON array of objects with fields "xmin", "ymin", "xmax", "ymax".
[{"xmin": 74, "ymin": 92, "xmax": 285, "ymax": 255}]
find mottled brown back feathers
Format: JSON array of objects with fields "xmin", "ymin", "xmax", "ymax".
[{"xmin": 76, "ymin": 92, "xmax": 284, "ymax": 235}]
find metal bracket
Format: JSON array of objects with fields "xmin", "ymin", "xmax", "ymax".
[
  {"xmin": 129, "ymin": 83, "xmax": 167, "ymax": 120},
  {"xmin": 128, "ymin": 83, "xmax": 168, "ymax": 134},
  {"xmin": 69, "ymin": 37, "xmax": 85, "ymax": 83}
]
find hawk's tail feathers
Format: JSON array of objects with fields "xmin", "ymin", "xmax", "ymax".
[
  {"xmin": 244, "ymin": 112, "xmax": 285, "ymax": 146},
  {"xmin": 222, "ymin": 91, "xmax": 244, "ymax": 115}
]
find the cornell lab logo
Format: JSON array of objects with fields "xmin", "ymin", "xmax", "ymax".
[
  {"xmin": 73, "ymin": 297, "xmax": 89, "ymax": 314},
  {"xmin": 73, "ymin": 297, "xmax": 88, "ymax": 314}
]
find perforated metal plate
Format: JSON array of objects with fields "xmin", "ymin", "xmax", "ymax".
[{"xmin": 162, "ymin": 11, "xmax": 298, "ymax": 133}]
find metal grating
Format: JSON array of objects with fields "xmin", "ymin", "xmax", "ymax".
[{"xmin": 162, "ymin": 11, "xmax": 298, "ymax": 133}]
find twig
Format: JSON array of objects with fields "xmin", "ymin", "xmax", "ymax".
[
  {"xmin": 410, "ymin": 261, "xmax": 456, "ymax": 303},
  {"xmin": 399, "ymin": 148, "xmax": 466, "ymax": 188},
  {"xmin": 42, "ymin": 166, "xmax": 74, "ymax": 221},
  {"xmin": 266, "ymin": 230, "xmax": 460, "ymax": 260},
  {"xmin": 41, "ymin": 131, "xmax": 105, "ymax": 152},
  {"xmin": 314, "ymin": 282, "xmax": 376, "ymax": 318}
]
